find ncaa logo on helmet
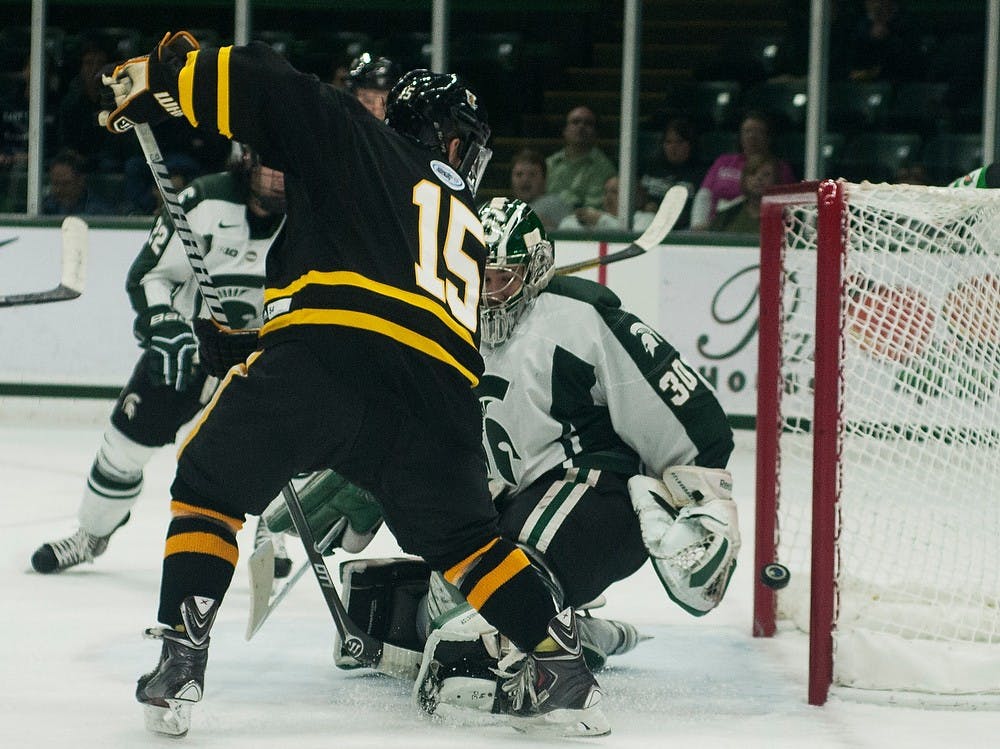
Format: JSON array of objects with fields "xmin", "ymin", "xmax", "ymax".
[{"xmin": 430, "ymin": 159, "xmax": 466, "ymax": 191}]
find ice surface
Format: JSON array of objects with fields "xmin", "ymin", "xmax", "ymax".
[{"xmin": 1, "ymin": 405, "xmax": 996, "ymax": 747}]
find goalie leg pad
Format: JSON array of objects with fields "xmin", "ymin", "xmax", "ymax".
[
  {"xmin": 334, "ymin": 557, "xmax": 430, "ymax": 669},
  {"xmin": 629, "ymin": 467, "xmax": 740, "ymax": 616}
]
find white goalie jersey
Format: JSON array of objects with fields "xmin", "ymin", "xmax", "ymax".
[
  {"xmin": 479, "ymin": 276, "xmax": 732, "ymax": 495},
  {"xmin": 126, "ymin": 172, "xmax": 285, "ymax": 329}
]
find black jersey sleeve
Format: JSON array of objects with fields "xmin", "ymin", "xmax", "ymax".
[{"xmin": 176, "ymin": 42, "xmax": 355, "ymax": 182}]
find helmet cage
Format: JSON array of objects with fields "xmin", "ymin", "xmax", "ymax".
[{"xmin": 478, "ymin": 198, "xmax": 554, "ymax": 347}]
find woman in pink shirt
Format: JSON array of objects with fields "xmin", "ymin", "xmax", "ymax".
[{"xmin": 690, "ymin": 110, "xmax": 795, "ymax": 229}]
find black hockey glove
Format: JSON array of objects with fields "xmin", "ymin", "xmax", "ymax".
[
  {"xmin": 193, "ymin": 317, "xmax": 260, "ymax": 377},
  {"xmin": 98, "ymin": 30, "xmax": 199, "ymax": 134},
  {"xmin": 135, "ymin": 305, "xmax": 198, "ymax": 392}
]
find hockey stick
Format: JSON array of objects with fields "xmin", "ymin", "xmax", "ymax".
[
  {"xmin": 553, "ymin": 183, "xmax": 688, "ymax": 275},
  {"xmin": 245, "ymin": 516, "xmax": 347, "ymax": 640},
  {"xmin": 133, "ymin": 123, "xmax": 230, "ymax": 325},
  {"xmin": 0, "ymin": 216, "xmax": 87, "ymax": 307},
  {"xmin": 280, "ymin": 481, "xmax": 422, "ymax": 679},
  {"xmin": 245, "ymin": 540, "xmax": 310, "ymax": 639}
]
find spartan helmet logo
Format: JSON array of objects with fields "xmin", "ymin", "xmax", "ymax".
[{"xmin": 629, "ymin": 322, "xmax": 661, "ymax": 356}]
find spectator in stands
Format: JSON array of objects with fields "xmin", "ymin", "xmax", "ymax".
[
  {"xmin": 846, "ymin": 0, "xmax": 926, "ymax": 82},
  {"xmin": 895, "ymin": 158, "xmax": 929, "ymax": 185},
  {"xmin": 1, "ymin": 53, "xmax": 57, "ymax": 212},
  {"xmin": 546, "ymin": 105, "xmax": 617, "ymax": 210},
  {"xmin": 639, "ymin": 116, "xmax": 702, "ymax": 230},
  {"xmin": 509, "ymin": 148, "xmax": 571, "ymax": 232},
  {"xmin": 57, "ymin": 32, "xmax": 126, "ymax": 174},
  {"xmin": 42, "ymin": 148, "xmax": 115, "ymax": 216},
  {"xmin": 707, "ymin": 153, "xmax": 779, "ymax": 234},
  {"xmin": 122, "ymin": 119, "xmax": 230, "ymax": 215},
  {"xmin": 689, "ymin": 110, "xmax": 795, "ymax": 230},
  {"xmin": 768, "ymin": 0, "xmax": 859, "ymax": 82},
  {"xmin": 558, "ymin": 174, "xmax": 655, "ymax": 232}
]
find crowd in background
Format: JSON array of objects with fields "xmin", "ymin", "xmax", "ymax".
[{"xmin": 0, "ymin": 1, "xmax": 986, "ymax": 232}]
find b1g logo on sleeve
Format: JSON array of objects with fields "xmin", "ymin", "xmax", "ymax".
[{"xmin": 430, "ymin": 160, "xmax": 466, "ymax": 192}]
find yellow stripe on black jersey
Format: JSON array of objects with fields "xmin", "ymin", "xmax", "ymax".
[{"xmin": 261, "ymin": 270, "xmax": 482, "ymax": 385}]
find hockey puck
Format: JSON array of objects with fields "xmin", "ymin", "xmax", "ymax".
[{"xmin": 760, "ymin": 563, "xmax": 790, "ymax": 590}]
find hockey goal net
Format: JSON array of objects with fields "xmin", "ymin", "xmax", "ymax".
[{"xmin": 755, "ymin": 180, "xmax": 1000, "ymax": 706}]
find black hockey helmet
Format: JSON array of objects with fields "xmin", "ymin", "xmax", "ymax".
[
  {"xmin": 232, "ymin": 144, "xmax": 286, "ymax": 214},
  {"xmin": 346, "ymin": 52, "xmax": 402, "ymax": 93},
  {"xmin": 385, "ymin": 69, "xmax": 492, "ymax": 196}
]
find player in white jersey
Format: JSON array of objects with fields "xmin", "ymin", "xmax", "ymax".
[
  {"xmin": 475, "ymin": 197, "xmax": 737, "ymax": 615},
  {"xmin": 321, "ymin": 198, "xmax": 739, "ymax": 719},
  {"xmin": 31, "ymin": 147, "xmax": 286, "ymax": 573},
  {"xmin": 949, "ymin": 163, "xmax": 1000, "ymax": 188}
]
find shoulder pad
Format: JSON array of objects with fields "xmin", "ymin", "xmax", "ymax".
[{"xmin": 544, "ymin": 275, "xmax": 623, "ymax": 309}]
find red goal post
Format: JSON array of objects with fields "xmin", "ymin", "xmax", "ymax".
[{"xmin": 755, "ymin": 179, "xmax": 1000, "ymax": 707}]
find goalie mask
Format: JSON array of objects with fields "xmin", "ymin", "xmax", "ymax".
[
  {"xmin": 478, "ymin": 198, "xmax": 554, "ymax": 347},
  {"xmin": 385, "ymin": 69, "xmax": 492, "ymax": 196}
]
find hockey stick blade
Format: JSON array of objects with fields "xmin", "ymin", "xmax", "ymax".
[
  {"xmin": 554, "ymin": 183, "xmax": 688, "ymax": 275},
  {"xmin": 0, "ymin": 216, "xmax": 87, "ymax": 307},
  {"xmin": 245, "ymin": 517, "xmax": 348, "ymax": 640},
  {"xmin": 246, "ymin": 540, "xmax": 310, "ymax": 640}
]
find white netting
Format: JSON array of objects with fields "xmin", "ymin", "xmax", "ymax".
[{"xmin": 771, "ymin": 182, "xmax": 1000, "ymax": 698}]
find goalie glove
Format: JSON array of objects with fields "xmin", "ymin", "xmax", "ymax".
[
  {"xmin": 628, "ymin": 466, "xmax": 739, "ymax": 616},
  {"xmin": 263, "ymin": 470, "xmax": 383, "ymax": 554},
  {"xmin": 134, "ymin": 305, "xmax": 198, "ymax": 392},
  {"xmin": 98, "ymin": 30, "xmax": 198, "ymax": 134},
  {"xmin": 193, "ymin": 317, "xmax": 260, "ymax": 377}
]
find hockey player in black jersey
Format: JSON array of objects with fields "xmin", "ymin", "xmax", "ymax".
[
  {"xmin": 345, "ymin": 52, "xmax": 402, "ymax": 120},
  {"xmin": 98, "ymin": 31, "xmax": 607, "ymax": 737}
]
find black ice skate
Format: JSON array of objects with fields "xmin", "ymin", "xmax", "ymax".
[
  {"xmin": 136, "ymin": 596, "xmax": 218, "ymax": 737},
  {"xmin": 493, "ymin": 608, "xmax": 610, "ymax": 737},
  {"xmin": 31, "ymin": 513, "xmax": 130, "ymax": 573}
]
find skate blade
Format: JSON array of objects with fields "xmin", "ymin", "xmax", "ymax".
[
  {"xmin": 510, "ymin": 705, "xmax": 611, "ymax": 738},
  {"xmin": 437, "ymin": 676, "xmax": 497, "ymax": 713},
  {"xmin": 143, "ymin": 700, "xmax": 192, "ymax": 736}
]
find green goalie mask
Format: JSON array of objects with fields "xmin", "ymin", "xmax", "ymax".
[{"xmin": 477, "ymin": 197, "xmax": 554, "ymax": 347}]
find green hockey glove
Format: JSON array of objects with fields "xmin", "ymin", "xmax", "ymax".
[
  {"xmin": 264, "ymin": 470, "xmax": 383, "ymax": 553},
  {"xmin": 135, "ymin": 305, "xmax": 198, "ymax": 392}
]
